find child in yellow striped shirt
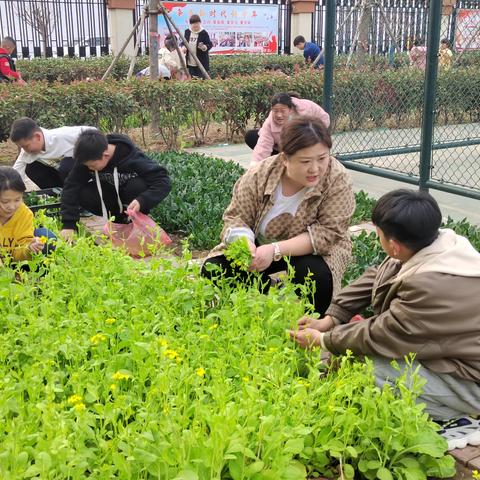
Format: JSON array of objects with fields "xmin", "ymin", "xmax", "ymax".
[{"xmin": 0, "ymin": 166, "xmax": 56, "ymax": 263}]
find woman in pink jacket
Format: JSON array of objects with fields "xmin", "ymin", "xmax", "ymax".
[{"xmin": 245, "ymin": 92, "xmax": 330, "ymax": 167}]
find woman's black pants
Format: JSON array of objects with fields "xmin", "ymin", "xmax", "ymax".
[{"xmin": 202, "ymin": 253, "xmax": 333, "ymax": 315}]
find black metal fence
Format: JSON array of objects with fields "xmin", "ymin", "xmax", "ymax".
[
  {"xmin": 0, "ymin": 0, "xmax": 109, "ymax": 58},
  {"xmin": 313, "ymin": 0, "xmax": 480, "ymax": 54},
  {"xmin": 4, "ymin": 0, "xmax": 479, "ymax": 58}
]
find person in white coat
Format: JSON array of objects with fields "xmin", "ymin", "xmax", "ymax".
[{"xmin": 10, "ymin": 117, "xmax": 94, "ymax": 188}]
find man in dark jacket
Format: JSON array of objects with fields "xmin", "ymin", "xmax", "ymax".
[
  {"xmin": 184, "ymin": 14, "xmax": 212, "ymax": 78},
  {"xmin": 0, "ymin": 37, "xmax": 25, "ymax": 84},
  {"xmin": 59, "ymin": 130, "xmax": 171, "ymax": 240}
]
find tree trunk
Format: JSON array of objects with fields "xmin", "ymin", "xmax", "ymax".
[{"xmin": 357, "ymin": 5, "xmax": 372, "ymax": 67}]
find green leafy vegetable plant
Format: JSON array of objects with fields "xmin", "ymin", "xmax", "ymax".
[{"xmin": 224, "ymin": 237, "xmax": 252, "ymax": 271}]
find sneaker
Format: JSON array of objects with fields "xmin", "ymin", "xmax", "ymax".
[{"xmin": 438, "ymin": 416, "xmax": 480, "ymax": 450}]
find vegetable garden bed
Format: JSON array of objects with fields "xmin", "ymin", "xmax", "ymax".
[
  {"xmin": 6, "ymin": 152, "xmax": 480, "ymax": 478},
  {"xmin": 0, "ymin": 237, "xmax": 456, "ymax": 479}
]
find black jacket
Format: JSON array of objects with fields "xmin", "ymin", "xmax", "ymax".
[
  {"xmin": 61, "ymin": 133, "xmax": 171, "ymax": 229},
  {"xmin": 184, "ymin": 29, "xmax": 212, "ymax": 72}
]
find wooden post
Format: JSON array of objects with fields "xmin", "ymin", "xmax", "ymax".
[
  {"xmin": 127, "ymin": 2, "xmax": 148, "ymax": 79},
  {"xmin": 149, "ymin": 0, "xmax": 159, "ymax": 80},
  {"xmin": 102, "ymin": 14, "xmax": 143, "ymax": 80}
]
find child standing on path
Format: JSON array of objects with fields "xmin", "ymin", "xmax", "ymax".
[{"xmin": 0, "ymin": 167, "xmax": 56, "ymax": 264}]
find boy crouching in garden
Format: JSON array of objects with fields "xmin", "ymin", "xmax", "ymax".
[
  {"xmin": 290, "ymin": 189, "xmax": 480, "ymax": 450},
  {"xmin": 59, "ymin": 130, "xmax": 171, "ymax": 240}
]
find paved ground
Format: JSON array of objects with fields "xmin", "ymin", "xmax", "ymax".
[{"xmin": 187, "ymin": 142, "xmax": 480, "ymax": 225}]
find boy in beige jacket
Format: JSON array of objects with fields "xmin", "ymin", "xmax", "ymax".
[{"xmin": 291, "ymin": 189, "xmax": 480, "ymax": 450}]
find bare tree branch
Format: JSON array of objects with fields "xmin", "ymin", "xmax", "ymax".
[{"xmin": 16, "ymin": 0, "xmax": 57, "ymax": 56}]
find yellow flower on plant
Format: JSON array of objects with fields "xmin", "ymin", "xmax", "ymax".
[
  {"xmin": 67, "ymin": 394, "xmax": 83, "ymax": 405},
  {"xmin": 268, "ymin": 347, "xmax": 278, "ymax": 352},
  {"xmin": 297, "ymin": 379, "xmax": 311, "ymax": 388},
  {"xmin": 110, "ymin": 384, "xmax": 117, "ymax": 391},
  {"xmin": 209, "ymin": 324, "xmax": 218, "ymax": 330},
  {"xmin": 39, "ymin": 236, "xmax": 48, "ymax": 244},
  {"xmin": 105, "ymin": 318, "xmax": 116, "ymax": 325},
  {"xmin": 163, "ymin": 349, "xmax": 179, "ymax": 360},
  {"xmin": 90, "ymin": 333, "xmax": 107, "ymax": 345},
  {"xmin": 157, "ymin": 338, "xmax": 168, "ymax": 347},
  {"xmin": 112, "ymin": 371, "xmax": 132, "ymax": 381},
  {"xmin": 196, "ymin": 367, "xmax": 206, "ymax": 377},
  {"xmin": 199, "ymin": 334, "xmax": 209, "ymax": 340},
  {"xmin": 74, "ymin": 402, "xmax": 86, "ymax": 412}
]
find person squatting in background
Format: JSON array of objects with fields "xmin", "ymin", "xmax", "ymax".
[
  {"xmin": 10, "ymin": 117, "xmax": 94, "ymax": 189},
  {"xmin": 245, "ymin": 92, "xmax": 330, "ymax": 167},
  {"xmin": 293, "ymin": 35, "xmax": 324, "ymax": 68}
]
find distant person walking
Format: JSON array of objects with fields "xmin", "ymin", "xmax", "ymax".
[
  {"xmin": 0, "ymin": 37, "xmax": 25, "ymax": 84},
  {"xmin": 293, "ymin": 36, "xmax": 324, "ymax": 68},
  {"xmin": 184, "ymin": 15, "xmax": 212, "ymax": 78}
]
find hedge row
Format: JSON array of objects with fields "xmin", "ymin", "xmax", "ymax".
[
  {"xmin": 15, "ymin": 51, "xmax": 480, "ymax": 84},
  {"xmin": 16, "ymin": 55, "xmax": 304, "ymax": 83},
  {"xmin": 1, "ymin": 67, "xmax": 479, "ymax": 146}
]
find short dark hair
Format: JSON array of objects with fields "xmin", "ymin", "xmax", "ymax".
[
  {"xmin": 441, "ymin": 38, "xmax": 450, "ymax": 47},
  {"xmin": 293, "ymin": 35, "xmax": 306, "ymax": 46},
  {"xmin": 2, "ymin": 36, "xmax": 16, "ymax": 48},
  {"xmin": 74, "ymin": 129, "xmax": 108, "ymax": 164},
  {"xmin": 165, "ymin": 38, "xmax": 175, "ymax": 51},
  {"xmin": 189, "ymin": 14, "xmax": 201, "ymax": 24},
  {"xmin": 372, "ymin": 189, "xmax": 442, "ymax": 252},
  {"xmin": 10, "ymin": 117, "xmax": 41, "ymax": 142},
  {"xmin": 0, "ymin": 166, "xmax": 26, "ymax": 193},
  {"xmin": 280, "ymin": 116, "xmax": 332, "ymax": 156}
]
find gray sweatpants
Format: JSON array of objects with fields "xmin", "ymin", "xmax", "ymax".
[{"xmin": 373, "ymin": 357, "xmax": 480, "ymax": 421}]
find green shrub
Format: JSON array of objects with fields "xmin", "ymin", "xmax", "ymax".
[
  {"xmin": 17, "ymin": 54, "xmax": 303, "ymax": 83},
  {"xmin": 149, "ymin": 152, "xmax": 244, "ymax": 249},
  {"xmin": 16, "ymin": 51, "xmax": 480, "ymax": 83},
  {"xmin": 2, "ymin": 65, "xmax": 479, "ymax": 143}
]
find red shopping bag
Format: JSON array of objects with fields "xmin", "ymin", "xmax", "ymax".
[{"xmin": 103, "ymin": 209, "xmax": 172, "ymax": 257}]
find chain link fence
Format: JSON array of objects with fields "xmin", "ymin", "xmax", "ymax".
[{"xmin": 324, "ymin": 0, "xmax": 480, "ymax": 200}]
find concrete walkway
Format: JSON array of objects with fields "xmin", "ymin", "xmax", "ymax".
[{"xmin": 187, "ymin": 143, "xmax": 480, "ymax": 226}]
